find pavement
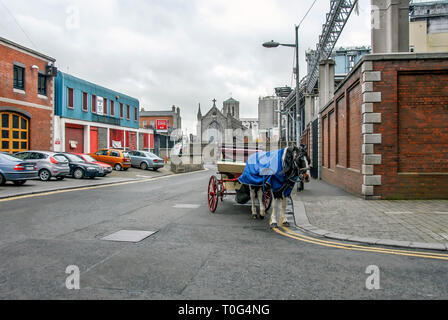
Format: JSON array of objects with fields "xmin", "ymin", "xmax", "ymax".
[
  {"xmin": 0, "ymin": 165, "xmax": 174, "ymax": 200},
  {"xmin": 291, "ymin": 179, "xmax": 448, "ymax": 251}
]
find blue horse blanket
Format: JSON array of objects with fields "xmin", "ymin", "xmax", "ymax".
[{"xmin": 238, "ymin": 148, "xmax": 294, "ymax": 197}]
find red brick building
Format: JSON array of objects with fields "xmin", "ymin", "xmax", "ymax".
[
  {"xmin": 0, "ymin": 37, "xmax": 56, "ymax": 154},
  {"xmin": 316, "ymin": 53, "xmax": 448, "ymax": 200},
  {"xmin": 140, "ymin": 106, "xmax": 181, "ymax": 131}
]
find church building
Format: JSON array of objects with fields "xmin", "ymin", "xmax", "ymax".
[{"xmin": 196, "ymin": 98, "xmax": 246, "ymax": 143}]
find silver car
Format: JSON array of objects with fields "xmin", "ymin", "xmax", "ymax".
[
  {"xmin": 128, "ymin": 150, "xmax": 165, "ymax": 171},
  {"xmin": 14, "ymin": 150, "xmax": 71, "ymax": 181}
]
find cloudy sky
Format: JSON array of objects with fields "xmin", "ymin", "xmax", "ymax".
[{"xmin": 0, "ymin": 0, "xmax": 371, "ymax": 135}]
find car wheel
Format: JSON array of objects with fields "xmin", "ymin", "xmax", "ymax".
[
  {"xmin": 39, "ymin": 169, "xmax": 52, "ymax": 181},
  {"xmin": 56, "ymin": 176, "xmax": 65, "ymax": 181},
  {"xmin": 140, "ymin": 162, "xmax": 148, "ymax": 170},
  {"xmin": 114, "ymin": 164, "xmax": 122, "ymax": 171},
  {"xmin": 0, "ymin": 173, "xmax": 5, "ymax": 186},
  {"xmin": 13, "ymin": 180, "xmax": 26, "ymax": 186},
  {"xmin": 73, "ymin": 168, "xmax": 85, "ymax": 179}
]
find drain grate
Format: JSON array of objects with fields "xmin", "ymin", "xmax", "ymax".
[{"xmin": 101, "ymin": 230, "xmax": 157, "ymax": 243}]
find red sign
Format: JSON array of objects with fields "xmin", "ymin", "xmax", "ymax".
[{"xmin": 156, "ymin": 119, "xmax": 168, "ymax": 131}]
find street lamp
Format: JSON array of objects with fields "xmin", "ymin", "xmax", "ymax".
[{"xmin": 263, "ymin": 25, "xmax": 301, "ymax": 147}]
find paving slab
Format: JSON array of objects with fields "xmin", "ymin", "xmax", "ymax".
[{"xmin": 291, "ymin": 179, "xmax": 448, "ymax": 251}]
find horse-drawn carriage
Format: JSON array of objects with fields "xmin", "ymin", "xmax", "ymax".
[
  {"xmin": 207, "ymin": 146, "xmax": 272, "ymax": 213},
  {"xmin": 207, "ymin": 144, "xmax": 311, "ymax": 227}
]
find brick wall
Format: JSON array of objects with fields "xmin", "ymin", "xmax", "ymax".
[
  {"xmin": 140, "ymin": 116, "xmax": 173, "ymax": 129},
  {"xmin": 0, "ymin": 40, "xmax": 55, "ymax": 152},
  {"xmin": 372, "ymin": 57, "xmax": 448, "ymax": 199},
  {"xmin": 320, "ymin": 66, "xmax": 363, "ymax": 196},
  {"xmin": 319, "ymin": 53, "xmax": 448, "ymax": 199}
]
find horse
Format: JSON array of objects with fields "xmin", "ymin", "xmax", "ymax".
[{"xmin": 238, "ymin": 145, "xmax": 310, "ymax": 228}]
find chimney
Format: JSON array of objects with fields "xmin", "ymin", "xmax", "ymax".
[
  {"xmin": 371, "ymin": 0, "xmax": 410, "ymax": 53},
  {"xmin": 318, "ymin": 59, "xmax": 335, "ymax": 110}
]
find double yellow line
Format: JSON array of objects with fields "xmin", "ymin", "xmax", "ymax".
[{"xmin": 273, "ymin": 213, "xmax": 448, "ymax": 261}]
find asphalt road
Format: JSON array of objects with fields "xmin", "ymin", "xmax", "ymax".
[{"xmin": 0, "ymin": 167, "xmax": 447, "ymax": 300}]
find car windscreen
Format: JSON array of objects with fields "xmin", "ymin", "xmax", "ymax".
[
  {"xmin": 54, "ymin": 155, "xmax": 69, "ymax": 163},
  {"xmin": 0, "ymin": 153, "xmax": 22, "ymax": 162},
  {"xmin": 82, "ymin": 155, "xmax": 97, "ymax": 162},
  {"xmin": 143, "ymin": 152, "xmax": 158, "ymax": 158},
  {"xmin": 63, "ymin": 154, "xmax": 85, "ymax": 163}
]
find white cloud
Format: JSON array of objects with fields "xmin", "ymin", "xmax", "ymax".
[{"xmin": 0, "ymin": 0, "xmax": 371, "ymax": 136}]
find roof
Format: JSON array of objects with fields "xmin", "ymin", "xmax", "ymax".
[
  {"xmin": 224, "ymin": 97, "xmax": 239, "ymax": 103},
  {"xmin": 0, "ymin": 36, "xmax": 56, "ymax": 62}
]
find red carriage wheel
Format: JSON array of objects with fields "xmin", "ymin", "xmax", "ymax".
[
  {"xmin": 263, "ymin": 190, "xmax": 272, "ymax": 211},
  {"xmin": 208, "ymin": 175, "xmax": 219, "ymax": 213}
]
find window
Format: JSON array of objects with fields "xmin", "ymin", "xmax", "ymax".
[
  {"xmin": 143, "ymin": 120, "xmax": 147, "ymax": 127},
  {"xmin": 96, "ymin": 149, "xmax": 109, "ymax": 156},
  {"xmin": 126, "ymin": 105, "xmax": 130, "ymax": 120},
  {"xmin": 104, "ymin": 98, "xmax": 108, "ymax": 115},
  {"xmin": 67, "ymin": 88, "xmax": 74, "ymax": 109},
  {"xmin": 120, "ymin": 103, "xmax": 124, "ymax": 118},
  {"xmin": 82, "ymin": 92, "xmax": 88, "ymax": 112},
  {"xmin": 134, "ymin": 107, "xmax": 138, "ymax": 121},
  {"xmin": 150, "ymin": 120, "xmax": 154, "ymax": 128},
  {"xmin": 0, "ymin": 111, "xmax": 29, "ymax": 154},
  {"xmin": 13, "ymin": 65, "xmax": 25, "ymax": 90},
  {"xmin": 92, "ymin": 95, "xmax": 97, "ymax": 113},
  {"xmin": 38, "ymin": 74, "xmax": 47, "ymax": 95},
  {"xmin": 110, "ymin": 101, "xmax": 115, "ymax": 116},
  {"xmin": 110, "ymin": 151, "xmax": 120, "ymax": 157}
]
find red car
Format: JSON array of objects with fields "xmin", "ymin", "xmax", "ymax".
[{"xmin": 74, "ymin": 153, "xmax": 113, "ymax": 177}]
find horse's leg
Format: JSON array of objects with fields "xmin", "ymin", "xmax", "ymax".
[
  {"xmin": 270, "ymin": 197, "xmax": 279, "ymax": 228},
  {"xmin": 280, "ymin": 197, "xmax": 289, "ymax": 227},
  {"xmin": 250, "ymin": 187, "xmax": 258, "ymax": 219},
  {"xmin": 257, "ymin": 189, "xmax": 265, "ymax": 220}
]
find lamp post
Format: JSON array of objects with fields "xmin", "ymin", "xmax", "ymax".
[{"xmin": 263, "ymin": 25, "xmax": 301, "ymax": 147}]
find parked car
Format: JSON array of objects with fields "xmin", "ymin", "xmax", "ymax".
[
  {"xmin": 14, "ymin": 150, "xmax": 70, "ymax": 181},
  {"xmin": 89, "ymin": 149, "xmax": 131, "ymax": 171},
  {"xmin": 55, "ymin": 153, "xmax": 103, "ymax": 179},
  {"xmin": 0, "ymin": 152, "xmax": 38, "ymax": 186},
  {"xmin": 128, "ymin": 150, "xmax": 165, "ymax": 171},
  {"xmin": 73, "ymin": 153, "xmax": 113, "ymax": 177}
]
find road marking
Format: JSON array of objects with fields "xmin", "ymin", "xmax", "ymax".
[
  {"xmin": 0, "ymin": 168, "xmax": 209, "ymax": 203},
  {"xmin": 275, "ymin": 209, "xmax": 448, "ymax": 261},
  {"xmin": 384, "ymin": 212, "xmax": 413, "ymax": 214},
  {"xmin": 173, "ymin": 204, "xmax": 201, "ymax": 209}
]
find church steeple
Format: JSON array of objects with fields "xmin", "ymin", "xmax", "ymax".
[{"xmin": 197, "ymin": 103, "xmax": 202, "ymax": 120}]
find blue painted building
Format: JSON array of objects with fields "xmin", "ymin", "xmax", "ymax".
[{"xmin": 54, "ymin": 71, "xmax": 152, "ymax": 153}]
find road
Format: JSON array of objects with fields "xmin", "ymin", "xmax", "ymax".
[{"xmin": 0, "ymin": 167, "xmax": 447, "ymax": 300}]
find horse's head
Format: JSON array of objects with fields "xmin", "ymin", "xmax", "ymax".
[{"xmin": 282, "ymin": 145, "xmax": 310, "ymax": 182}]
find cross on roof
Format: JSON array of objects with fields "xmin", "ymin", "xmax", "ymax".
[{"xmin": 212, "ymin": 98, "xmax": 217, "ymax": 107}]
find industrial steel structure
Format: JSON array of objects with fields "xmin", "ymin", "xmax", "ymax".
[{"xmin": 282, "ymin": 0, "xmax": 359, "ymax": 145}]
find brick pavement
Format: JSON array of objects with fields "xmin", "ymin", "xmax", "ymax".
[{"xmin": 292, "ymin": 179, "xmax": 448, "ymax": 250}]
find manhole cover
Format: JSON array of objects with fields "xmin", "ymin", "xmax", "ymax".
[{"xmin": 101, "ymin": 230, "xmax": 157, "ymax": 243}]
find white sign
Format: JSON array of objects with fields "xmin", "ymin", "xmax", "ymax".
[
  {"xmin": 111, "ymin": 140, "xmax": 122, "ymax": 148},
  {"xmin": 97, "ymin": 96, "xmax": 104, "ymax": 115}
]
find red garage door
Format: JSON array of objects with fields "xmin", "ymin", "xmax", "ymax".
[
  {"xmin": 90, "ymin": 127, "xmax": 98, "ymax": 153},
  {"xmin": 65, "ymin": 124, "xmax": 84, "ymax": 153}
]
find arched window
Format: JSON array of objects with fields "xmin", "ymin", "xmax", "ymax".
[{"xmin": 0, "ymin": 111, "xmax": 29, "ymax": 153}]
